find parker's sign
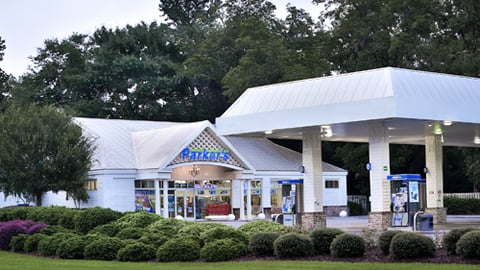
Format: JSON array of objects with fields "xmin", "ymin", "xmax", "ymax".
[{"xmin": 181, "ymin": 147, "xmax": 230, "ymax": 161}]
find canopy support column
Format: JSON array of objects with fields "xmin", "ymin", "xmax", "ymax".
[
  {"xmin": 368, "ymin": 123, "xmax": 392, "ymax": 230},
  {"xmin": 300, "ymin": 127, "xmax": 326, "ymax": 229},
  {"xmin": 425, "ymin": 134, "xmax": 447, "ymax": 224}
]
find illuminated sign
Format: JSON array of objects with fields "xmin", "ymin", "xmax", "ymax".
[{"xmin": 181, "ymin": 147, "xmax": 230, "ymax": 161}]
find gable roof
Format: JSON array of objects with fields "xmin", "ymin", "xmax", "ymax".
[
  {"xmin": 226, "ymin": 136, "xmax": 346, "ymax": 173},
  {"xmin": 215, "ymin": 67, "xmax": 480, "ymax": 147}
]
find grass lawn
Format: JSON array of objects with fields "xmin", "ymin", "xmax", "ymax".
[{"xmin": 1, "ymin": 251, "xmax": 479, "ymax": 270}]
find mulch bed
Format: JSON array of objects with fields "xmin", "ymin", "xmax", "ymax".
[{"xmin": 236, "ymin": 249, "xmax": 480, "ymax": 264}]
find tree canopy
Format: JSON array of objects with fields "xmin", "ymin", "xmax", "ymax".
[{"xmin": 0, "ymin": 105, "xmax": 94, "ymax": 206}]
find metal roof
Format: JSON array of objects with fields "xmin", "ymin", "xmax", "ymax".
[{"xmin": 215, "ymin": 67, "xmax": 480, "ymax": 147}]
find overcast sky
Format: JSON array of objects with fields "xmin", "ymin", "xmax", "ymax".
[{"xmin": 0, "ymin": 0, "xmax": 322, "ymax": 78}]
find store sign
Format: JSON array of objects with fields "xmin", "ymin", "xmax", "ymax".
[{"xmin": 181, "ymin": 147, "xmax": 230, "ymax": 161}]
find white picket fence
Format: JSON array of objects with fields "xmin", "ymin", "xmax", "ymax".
[{"xmin": 444, "ymin": 192, "xmax": 480, "ymax": 199}]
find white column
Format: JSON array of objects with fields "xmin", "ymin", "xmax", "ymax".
[
  {"xmin": 239, "ymin": 180, "xmax": 246, "ymax": 220},
  {"xmin": 302, "ymin": 128, "xmax": 323, "ymax": 212},
  {"xmin": 425, "ymin": 134, "xmax": 443, "ymax": 208},
  {"xmin": 368, "ymin": 123, "xmax": 391, "ymax": 212},
  {"xmin": 154, "ymin": 180, "xmax": 161, "ymax": 215},
  {"xmin": 261, "ymin": 177, "xmax": 271, "ymax": 209},
  {"xmin": 246, "ymin": 180, "xmax": 252, "ymax": 220},
  {"xmin": 162, "ymin": 180, "xmax": 169, "ymax": 218}
]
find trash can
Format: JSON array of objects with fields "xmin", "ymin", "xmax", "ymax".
[
  {"xmin": 272, "ymin": 214, "xmax": 284, "ymax": 224},
  {"xmin": 416, "ymin": 214, "xmax": 434, "ymax": 231}
]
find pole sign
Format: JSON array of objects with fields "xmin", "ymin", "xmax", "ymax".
[{"xmin": 181, "ymin": 147, "xmax": 230, "ymax": 161}]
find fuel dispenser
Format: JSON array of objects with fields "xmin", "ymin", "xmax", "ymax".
[{"xmin": 387, "ymin": 174, "xmax": 427, "ymax": 228}]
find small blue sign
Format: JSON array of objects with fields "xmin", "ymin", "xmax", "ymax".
[
  {"xmin": 278, "ymin": 179, "xmax": 304, "ymax": 184},
  {"xmin": 365, "ymin": 163, "xmax": 372, "ymax": 171}
]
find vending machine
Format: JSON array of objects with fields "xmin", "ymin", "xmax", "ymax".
[{"xmin": 387, "ymin": 174, "xmax": 426, "ymax": 227}]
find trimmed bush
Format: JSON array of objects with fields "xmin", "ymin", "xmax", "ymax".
[
  {"xmin": 248, "ymin": 232, "xmax": 279, "ymax": 256},
  {"xmin": 177, "ymin": 222, "xmax": 227, "ymax": 245},
  {"xmin": 0, "ymin": 206, "xmax": 31, "ymax": 221},
  {"xmin": 378, "ymin": 230, "xmax": 403, "ymax": 255},
  {"xmin": 89, "ymin": 223, "xmax": 120, "ymax": 237},
  {"xmin": 24, "ymin": 233, "xmax": 48, "ymax": 253},
  {"xmin": 26, "ymin": 206, "xmax": 75, "ymax": 226},
  {"xmin": 157, "ymin": 237, "xmax": 201, "ymax": 262},
  {"xmin": 38, "ymin": 232, "xmax": 78, "ymax": 256},
  {"xmin": 0, "ymin": 219, "xmax": 46, "ymax": 250},
  {"xmin": 390, "ymin": 232, "xmax": 436, "ymax": 259},
  {"xmin": 138, "ymin": 233, "xmax": 170, "ymax": 248},
  {"xmin": 200, "ymin": 226, "xmax": 248, "ymax": 246},
  {"xmin": 56, "ymin": 235, "xmax": 87, "ymax": 259},
  {"xmin": 39, "ymin": 225, "xmax": 73, "ymax": 236},
  {"xmin": 309, "ymin": 227, "xmax": 344, "ymax": 255},
  {"xmin": 200, "ymin": 238, "xmax": 247, "ymax": 262},
  {"xmin": 146, "ymin": 218, "xmax": 186, "ymax": 235},
  {"xmin": 238, "ymin": 220, "xmax": 285, "ymax": 237},
  {"xmin": 348, "ymin": 201, "xmax": 365, "ymax": 216},
  {"xmin": 74, "ymin": 207, "xmax": 123, "ymax": 234},
  {"xmin": 115, "ymin": 227, "xmax": 145, "ymax": 240},
  {"xmin": 330, "ymin": 233, "xmax": 365, "ymax": 258},
  {"xmin": 273, "ymin": 233, "xmax": 313, "ymax": 258},
  {"xmin": 9, "ymin": 234, "xmax": 28, "ymax": 252},
  {"xmin": 114, "ymin": 211, "xmax": 162, "ymax": 230},
  {"xmin": 117, "ymin": 242, "xmax": 156, "ymax": 262},
  {"xmin": 456, "ymin": 230, "xmax": 480, "ymax": 259},
  {"xmin": 442, "ymin": 227, "xmax": 476, "ymax": 254},
  {"xmin": 444, "ymin": 197, "xmax": 480, "ymax": 215},
  {"xmin": 84, "ymin": 237, "xmax": 126, "ymax": 260}
]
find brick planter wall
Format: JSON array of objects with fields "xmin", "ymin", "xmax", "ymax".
[
  {"xmin": 426, "ymin": 207, "xmax": 447, "ymax": 224},
  {"xmin": 299, "ymin": 212, "xmax": 326, "ymax": 229},
  {"xmin": 368, "ymin": 211, "xmax": 392, "ymax": 230}
]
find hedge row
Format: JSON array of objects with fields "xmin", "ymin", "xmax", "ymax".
[{"xmin": 444, "ymin": 197, "xmax": 480, "ymax": 215}]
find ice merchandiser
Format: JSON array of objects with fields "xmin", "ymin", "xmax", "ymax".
[
  {"xmin": 387, "ymin": 174, "xmax": 426, "ymax": 227},
  {"xmin": 278, "ymin": 179, "xmax": 302, "ymax": 226}
]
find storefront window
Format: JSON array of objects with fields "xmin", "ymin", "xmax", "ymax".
[
  {"xmin": 270, "ymin": 181, "xmax": 283, "ymax": 214},
  {"xmin": 251, "ymin": 180, "xmax": 262, "ymax": 215}
]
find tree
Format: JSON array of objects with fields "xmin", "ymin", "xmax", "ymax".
[
  {"xmin": 0, "ymin": 36, "xmax": 11, "ymax": 111},
  {"xmin": 0, "ymin": 104, "xmax": 94, "ymax": 206},
  {"xmin": 462, "ymin": 148, "xmax": 480, "ymax": 192}
]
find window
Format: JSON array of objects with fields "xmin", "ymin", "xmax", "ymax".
[
  {"xmin": 86, "ymin": 179, "xmax": 98, "ymax": 190},
  {"xmin": 325, "ymin": 180, "xmax": 339, "ymax": 189},
  {"xmin": 135, "ymin": 180, "xmax": 154, "ymax": 189}
]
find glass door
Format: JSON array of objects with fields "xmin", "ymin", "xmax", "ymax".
[{"xmin": 175, "ymin": 189, "xmax": 196, "ymax": 219}]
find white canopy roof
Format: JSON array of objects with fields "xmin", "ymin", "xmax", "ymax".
[{"xmin": 216, "ymin": 67, "xmax": 480, "ymax": 147}]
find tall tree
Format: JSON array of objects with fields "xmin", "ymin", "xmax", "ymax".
[
  {"xmin": 0, "ymin": 105, "xmax": 94, "ymax": 206},
  {"xmin": 0, "ymin": 36, "xmax": 11, "ymax": 111}
]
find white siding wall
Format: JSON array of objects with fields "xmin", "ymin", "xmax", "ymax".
[
  {"xmin": 322, "ymin": 176, "xmax": 347, "ymax": 206},
  {"xmin": 101, "ymin": 175, "xmax": 136, "ymax": 212}
]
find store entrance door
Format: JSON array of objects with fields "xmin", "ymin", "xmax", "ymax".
[{"xmin": 175, "ymin": 189, "xmax": 196, "ymax": 219}]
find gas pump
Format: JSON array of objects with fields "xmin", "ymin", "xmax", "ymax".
[
  {"xmin": 277, "ymin": 179, "xmax": 302, "ymax": 226},
  {"xmin": 387, "ymin": 174, "xmax": 426, "ymax": 227}
]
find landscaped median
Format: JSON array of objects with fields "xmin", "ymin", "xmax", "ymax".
[{"xmin": 0, "ymin": 206, "xmax": 480, "ymax": 265}]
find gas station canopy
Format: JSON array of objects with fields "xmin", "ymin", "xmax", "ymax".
[{"xmin": 216, "ymin": 67, "xmax": 480, "ymax": 147}]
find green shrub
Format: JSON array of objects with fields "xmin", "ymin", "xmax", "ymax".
[
  {"xmin": 177, "ymin": 222, "xmax": 227, "ymax": 245},
  {"xmin": 390, "ymin": 232, "xmax": 436, "ymax": 259},
  {"xmin": 348, "ymin": 201, "xmax": 365, "ymax": 216},
  {"xmin": 114, "ymin": 211, "xmax": 162, "ymax": 230},
  {"xmin": 26, "ymin": 206, "xmax": 75, "ymax": 226},
  {"xmin": 248, "ymin": 232, "xmax": 279, "ymax": 256},
  {"xmin": 0, "ymin": 206, "xmax": 31, "ymax": 221},
  {"xmin": 56, "ymin": 235, "xmax": 87, "ymax": 259},
  {"xmin": 444, "ymin": 197, "xmax": 480, "ymax": 214},
  {"xmin": 115, "ymin": 227, "xmax": 145, "ymax": 240},
  {"xmin": 378, "ymin": 230, "xmax": 403, "ymax": 255},
  {"xmin": 200, "ymin": 226, "xmax": 248, "ymax": 246},
  {"xmin": 138, "ymin": 233, "xmax": 170, "ymax": 248},
  {"xmin": 442, "ymin": 227, "xmax": 477, "ymax": 254},
  {"xmin": 39, "ymin": 225, "xmax": 74, "ymax": 236},
  {"xmin": 117, "ymin": 242, "xmax": 156, "ymax": 262},
  {"xmin": 456, "ymin": 231, "xmax": 480, "ymax": 259},
  {"xmin": 146, "ymin": 218, "xmax": 186, "ymax": 235},
  {"xmin": 74, "ymin": 207, "xmax": 123, "ymax": 234},
  {"xmin": 23, "ymin": 233, "xmax": 47, "ymax": 253},
  {"xmin": 157, "ymin": 237, "xmax": 201, "ymax": 262},
  {"xmin": 309, "ymin": 227, "xmax": 344, "ymax": 255},
  {"xmin": 9, "ymin": 234, "xmax": 28, "ymax": 252},
  {"xmin": 58, "ymin": 209, "xmax": 78, "ymax": 230},
  {"xmin": 200, "ymin": 238, "xmax": 247, "ymax": 262},
  {"xmin": 84, "ymin": 237, "xmax": 126, "ymax": 260},
  {"xmin": 330, "ymin": 233, "xmax": 365, "ymax": 258},
  {"xmin": 238, "ymin": 220, "xmax": 285, "ymax": 237},
  {"xmin": 38, "ymin": 232, "xmax": 78, "ymax": 256},
  {"xmin": 88, "ymin": 223, "xmax": 120, "ymax": 237},
  {"xmin": 273, "ymin": 233, "xmax": 313, "ymax": 258}
]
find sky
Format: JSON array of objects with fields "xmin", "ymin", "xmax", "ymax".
[{"xmin": 0, "ymin": 0, "xmax": 322, "ymax": 78}]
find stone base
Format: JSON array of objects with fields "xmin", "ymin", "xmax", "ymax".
[
  {"xmin": 426, "ymin": 207, "xmax": 447, "ymax": 224},
  {"xmin": 299, "ymin": 212, "xmax": 326, "ymax": 230},
  {"xmin": 368, "ymin": 211, "xmax": 392, "ymax": 231}
]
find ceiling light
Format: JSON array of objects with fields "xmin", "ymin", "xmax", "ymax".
[
  {"xmin": 264, "ymin": 130, "xmax": 273, "ymax": 135},
  {"xmin": 433, "ymin": 122, "xmax": 442, "ymax": 135},
  {"xmin": 474, "ymin": 136, "xmax": 480, "ymax": 144},
  {"xmin": 443, "ymin": 121, "xmax": 453, "ymax": 126}
]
